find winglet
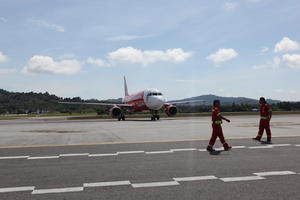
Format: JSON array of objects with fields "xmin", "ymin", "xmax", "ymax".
[{"xmin": 124, "ymin": 76, "xmax": 129, "ymax": 96}]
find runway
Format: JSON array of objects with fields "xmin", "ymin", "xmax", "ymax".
[
  {"xmin": 0, "ymin": 115, "xmax": 299, "ymax": 199},
  {"xmin": 1, "ymin": 114, "xmax": 300, "ymax": 147}
]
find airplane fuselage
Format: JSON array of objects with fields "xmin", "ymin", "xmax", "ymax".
[{"xmin": 123, "ymin": 88, "xmax": 166, "ymax": 112}]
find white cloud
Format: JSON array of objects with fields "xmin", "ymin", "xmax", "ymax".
[
  {"xmin": 30, "ymin": 19, "xmax": 65, "ymax": 32},
  {"xmin": 259, "ymin": 47, "xmax": 269, "ymax": 55},
  {"xmin": 207, "ymin": 48, "xmax": 238, "ymax": 63},
  {"xmin": 223, "ymin": 2, "xmax": 238, "ymax": 11},
  {"xmin": 108, "ymin": 47, "xmax": 192, "ymax": 66},
  {"xmin": 0, "ymin": 51, "xmax": 8, "ymax": 63},
  {"xmin": 274, "ymin": 37, "xmax": 299, "ymax": 53},
  {"xmin": 23, "ymin": 55, "xmax": 82, "ymax": 75},
  {"xmin": 282, "ymin": 54, "xmax": 300, "ymax": 69},
  {"xmin": 252, "ymin": 56, "xmax": 281, "ymax": 70},
  {"xmin": 86, "ymin": 57, "xmax": 111, "ymax": 67},
  {"xmin": 0, "ymin": 17, "xmax": 8, "ymax": 23},
  {"xmin": 107, "ymin": 34, "xmax": 153, "ymax": 41}
]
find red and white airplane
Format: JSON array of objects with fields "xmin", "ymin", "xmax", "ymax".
[{"xmin": 60, "ymin": 77, "xmax": 201, "ymax": 121}]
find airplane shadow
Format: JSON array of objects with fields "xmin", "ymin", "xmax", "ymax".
[{"xmin": 123, "ymin": 119, "xmax": 161, "ymax": 122}]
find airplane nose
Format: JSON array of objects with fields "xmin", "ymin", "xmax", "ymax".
[{"xmin": 147, "ymin": 96, "xmax": 165, "ymax": 110}]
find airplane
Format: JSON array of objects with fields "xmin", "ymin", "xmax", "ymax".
[{"xmin": 59, "ymin": 76, "xmax": 202, "ymax": 121}]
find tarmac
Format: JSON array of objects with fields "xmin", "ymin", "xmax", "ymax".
[{"xmin": 0, "ymin": 115, "xmax": 299, "ymax": 199}]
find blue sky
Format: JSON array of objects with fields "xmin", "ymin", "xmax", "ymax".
[{"xmin": 0, "ymin": 0, "xmax": 300, "ymax": 101}]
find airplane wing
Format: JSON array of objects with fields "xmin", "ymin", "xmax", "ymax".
[
  {"xmin": 165, "ymin": 100, "xmax": 205, "ymax": 105},
  {"xmin": 58, "ymin": 101, "xmax": 133, "ymax": 107}
]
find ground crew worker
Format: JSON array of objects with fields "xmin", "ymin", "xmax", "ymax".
[
  {"xmin": 253, "ymin": 97, "xmax": 272, "ymax": 144},
  {"xmin": 207, "ymin": 100, "xmax": 232, "ymax": 152}
]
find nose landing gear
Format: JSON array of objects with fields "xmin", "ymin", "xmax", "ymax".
[{"xmin": 151, "ymin": 110, "xmax": 160, "ymax": 121}]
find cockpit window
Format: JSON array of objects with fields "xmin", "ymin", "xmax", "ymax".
[{"xmin": 147, "ymin": 92, "xmax": 163, "ymax": 96}]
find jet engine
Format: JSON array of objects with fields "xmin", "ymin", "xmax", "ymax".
[
  {"xmin": 109, "ymin": 106, "xmax": 122, "ymax": 118},
  {"xmin": 165, "ymin": 105, "xmax": 177, "ymax": 117}
]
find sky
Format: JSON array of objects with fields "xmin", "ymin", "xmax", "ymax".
[{"xmin": 0, "ymin": 0, "xmax": 300, "ymax": 101}]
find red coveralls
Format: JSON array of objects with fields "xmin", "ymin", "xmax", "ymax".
[
  {"xmin": 207, "ymin": 106, "xmax": 229, "ymax": 149},
  {"xmin": 255, "ymin": 103, "xmax": 272, "ymax": 141}
]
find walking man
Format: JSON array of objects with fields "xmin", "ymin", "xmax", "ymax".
[
  {"xmin": 253, "ymin": 97, "xmax": 272, "ymax": 144},
  {"xmin": 207, "ymin": 100, "xmax": 232, "ymax": 152}
]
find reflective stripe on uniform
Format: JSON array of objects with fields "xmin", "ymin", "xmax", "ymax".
[
  {"xmin": 261, "ymin": 116, "xmax": 269, "ymax": 120},
  {"xmin": 214, "ymin": 120, "xmax": 222, "ymax": 124}
]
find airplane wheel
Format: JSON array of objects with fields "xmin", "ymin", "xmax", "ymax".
[
  {"xmin": 151, "ymin": 117, "xmax": 156, "ymax": 121},
  {"xmin": 122, "ymin": 116, "xmax": 125, "ymax": 121},
  {"xmin": 156, "ymin": 115, "xmax": 160, "ymax": 120},
  {"xmin": 118, "ymin": 117, "xmax": 121, "ymax": 121}
]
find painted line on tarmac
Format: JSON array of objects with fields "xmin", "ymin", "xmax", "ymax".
[
  {"xmin": 59, "ymin": 153, "xmax": 89, "ymax": 157},
  {"xmin": 28, "ymin": 156, "xmax": 59, "ymax": 160},
  {"xmin": 173, "ymin": 176, "xmax": 218, "ymax": 182},
  {"xmin": 170, "ymin": 148, "xmax": 197, "ymax": 152},
  {"xmin": 0, "ymin": 143, "xmax": 297, "ymax": 160},
  {"xmin": 88, "ymin": 153, "xmax": 118, "ymax": 157},
  {"xmin": 232, "ymin": 146, "xmax": 246, "ymax": 149},
  {"xmin": 32, "ymin": 187, "xmax": 83, "ymax": 195},
  {"xmin": 220, "ymin": 176, "xmax": 265, "ymax": 182},
  {"xmin": 132, "ymin": 181, "xmax": 180, "ymax": 188},
  {"xmin": 0, "ymin": 186, "xmax": 35, "ymax": 193},
  {"xmin": 1, "ymin": 135, "xmax": 300, "ymax": 149},
  {"xmin": 117, "ymin": 151, "xmax": 145, "ymax": 155},
  {"xmin": 145, "ymin": 150, "xmax": 173, "ymax": 154},
  {"xmin": 268, "ymin": 144, "xmax": 291, "ymax": 147},
  {"xmin": 0, "ymin": 170, "xmax": 299, "ymax": 195},
  {"xmin": 83, "ymin": 181, "xmax": 131, "ymax": 187},
  {"xmin": 253, "ymin": 171, "xmax": 296, "ymax": 176},
  {"xmin": 0, "ymin": 156, "xmax": 29, "ymax": 160},
  {"xmin": 248, "ymin": 146, "xmax": 274, "ymax": 149}
]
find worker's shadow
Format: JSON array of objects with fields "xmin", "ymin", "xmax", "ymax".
[{"xmin": 209, "ymin": 150, "xmax": 224, "ymax": 155}]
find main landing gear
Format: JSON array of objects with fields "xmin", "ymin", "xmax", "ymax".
[
  {"xmin": 151, "ymin": 110, "xmax": 160, "ymax": 121},
  {"xmin": 118, "ymin": 113, "xmax": 125, "ymax": 121}
]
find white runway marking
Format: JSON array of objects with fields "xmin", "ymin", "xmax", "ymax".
[
  {"xmin": 28, "ymin": 156, "xmax": 59, "ymax": 160},
  {"xmin": 253, "ymin": 171, "xmax": 296, "ymax": 176},
  {"xmin": 32, "ymin": 187, "xmax": 83, "ymax": 194},
  {"xmin": 145, "ymin": 150, "xmax": 173, "ymax": 154},
  {"xmin": 170, "ymin": 148, "xmax": 197, "ymax": 152},
  {"xmin": 174, "ymin": 175, "xmax": 218, "ymax": 182},
  {"xmin": 88, "ymin": 153, "xmax": 118, "ymax": 157},
  {"xmin": 59, "ymin": 153, "xmax": 89, "ymax": 157},
  {"xmin": 268, "ymin": 144, "xmax": 291, "ymax": 147},
  {"xmin": 0, "ymin": 186, "xmax": 35, "ymax": 193},
  {"xmin": 220, "ymin": 176, "xmax": 265, "ymax": 182},
  {"xmin": 198, "ymin": 149, "xmax": 207, "ymax": 152},
  {"xmin": 232, "ymin": 146, "xmax": 246, "ymax": 149},
  {"xmin": 248, "ymin": 146, "xmax": 274, "ymax": 149},
  {"xmin": 0, "ymin": 143, "xmax": 299, "ymax": 161},
  {"xmin": 84, "ymin": 181, "xmax": 131, "ymax": 187},
  {"xmin": 117, "ymin": 151, "xmax": 145, "ymax": 155},
  {"xmin": 0, "ymin": 156, "xmax": 29, "ymax": 160},
  {"xmin": 132, "ymin": 181, "xmax": 180, "ymax": 188}
]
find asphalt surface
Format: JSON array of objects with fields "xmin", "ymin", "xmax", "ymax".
[
  {"xmin": 0, "ymin": 116, "xmax": 299, "ymax": 199},
  {"xmin": 0, "ymin": 137, "xmax": 299, "ymax": 199},
  {"xmin": 1, "ymin": 114, "xmax": 300, "ymax": 147}
]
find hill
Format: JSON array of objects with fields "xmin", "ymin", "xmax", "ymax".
[
  {"xmin": 170, "ymin": 94, "xmax": 280, "ymax": 106},
  {"xmin": 2, "ymin": 89, "xmax": 300, "ymax": 114}
]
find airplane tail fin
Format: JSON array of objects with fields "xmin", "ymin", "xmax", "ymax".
[{"xmin": 124, "ymin": 76, "xmax": 129, "ymax": 96}]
